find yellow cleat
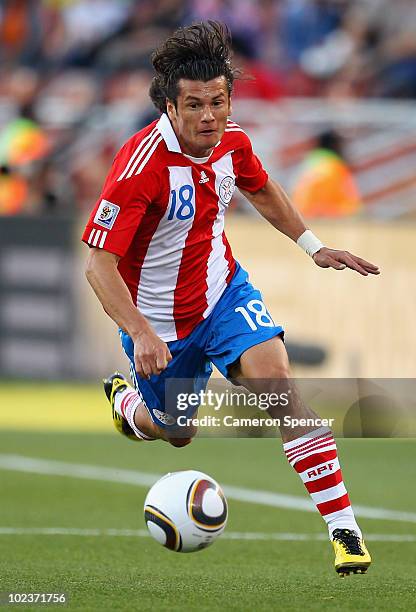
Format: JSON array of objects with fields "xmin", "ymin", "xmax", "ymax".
[
  {"xmin": 332, "ymin": 529, "xmax": 372, "ymax": 577},
  {"xmin": 103, "ymin": 372, "xmax": 139, "ymax": 442}
]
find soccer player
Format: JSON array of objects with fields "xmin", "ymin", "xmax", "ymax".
[{"xmin": 82, "ymin": 21, "xmax": 379, "ymax": 575}]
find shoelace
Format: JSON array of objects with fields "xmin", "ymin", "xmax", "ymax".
[{"xmin": 333, "ymin": 529, "xmax": 364, "ymax": 556}]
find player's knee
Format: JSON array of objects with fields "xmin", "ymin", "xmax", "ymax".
[
  {"xmin": 262, "ymin": 363, "xmax": 291, "ymax": 385},
  {"xmin": 259, "ymin": 364, "xmax": 293, "ymax": 405},
  {"xmin": 168, "ymin": 437, "xmax": 193, "ymax": 448},
  {"xmin": 272, "ymin": 363, "xmax": 291, "ymax": 379}
]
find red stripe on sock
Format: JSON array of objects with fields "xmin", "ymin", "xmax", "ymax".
[
  {"xmin": 120, "ymin": 396, "xmax": 128, "ymax": 419},
  {"xmin": 286, "ymin": 436, "xmax": 335, "ymax": 461},
  {"xmin": 317, "ymin": 492, "xmax": 351, "ymax": 516},
  {"xmin": 289, "ymin": 442, "xmax": 337, "ymax": 466},
  {"xmin": 285, "ymin": 434, "xmax": 333, "ymax": 459},
  {"xmin": 120, "ymin": 393, "xmax": 136, "ymax": 419},
  {"xmin": 285, "ymin": 429, "xmax": 330, "ymax": 450},
  {"xmin": 294, "ymin": 449, "xmax": 338, "ymax": 473},
  {"xmin": 304, "ymin": 469, "xmax": 343, "ymax": 493}
]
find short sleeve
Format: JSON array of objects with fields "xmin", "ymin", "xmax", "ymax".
[
  {"xmin": 234, "ymin": 134, "xmax": 268, "ymax": 193},
  {"xmin": 82, "ymin": 148, "xmax": 160, "ymax": 258}
]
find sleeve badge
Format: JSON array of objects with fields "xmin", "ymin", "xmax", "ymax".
[{"xmin": 94, "ymin": 199, "xmax": 120, "ymax": 229}]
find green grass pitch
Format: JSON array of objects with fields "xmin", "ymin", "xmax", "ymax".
[{"xmin": 0, "ymin": 385, "xmax": 416, "ymax": 611}]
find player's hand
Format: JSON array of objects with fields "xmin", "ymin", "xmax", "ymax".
[
  {"xmin": 312, "ymin": 247, "xmax": 380, "ymax": 276},
  {"xmin": 133, "ymin": 328, "xmax": 172, "ymax": 379}
]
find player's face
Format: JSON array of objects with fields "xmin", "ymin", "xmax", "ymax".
[{"xmin": 166, "ymin": 76, "xmax": 232, "ymax": 157}]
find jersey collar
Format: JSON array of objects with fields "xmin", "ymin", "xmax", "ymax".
[{"xmin": 157, "ymin": 113, "xmax": 181, "ymax": 153}]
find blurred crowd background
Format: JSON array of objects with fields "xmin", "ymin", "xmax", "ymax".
[
  {"xmin": 1, "ymin": 1, "xmax": 416, "ymax": 381},
  {"xmin": 1, "ymin": 0, "xmax": 416, "ymax": 216}
]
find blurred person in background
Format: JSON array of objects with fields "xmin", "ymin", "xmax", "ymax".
[
  {"xmin": 277, "ymin": 0, "xmax": 348, "ymax": 95},
  {"xmin": 187, "ymin": 0, "xmax": 263, "ymax": 60},
  {"xmin": 348, "ymin": 0, "xmax": 416, "ymax": 98},
  {"xmin": 0, "ymin": 164, "xmax": 28, "ymax": 214},
  {"xmin": 0, "ymin": 86, "xmax": 50, "ymax": 214},
  {"xmin": 0, "ymin": 126, "xmax": 52, "ymax": 214},
  {"xmin": 93, "ymin": 0, "xmax": 187, "ymax": 73},
  {"xmin": 0, "ymin": 0, "xmax": 44, "ymax": 67},
  {"xmin": 0, "ymin": 102, "xmax": 49, "ymax": 168},
  {"xmin": 39, "ymin": 0, "xmax": 134, "ymax": 68},
  {"xmin": 291, "ymin": 129, "xmax": 362, "ymax": 218},
  {"xmin": 278, "ymin": 0, "xmax": 345, "ymax": 68},
  {"xmin": 307, "ymin": 0, "xmax": 416, "ymax": 99},
  {"xmin": 231, "ymin": 34, "xmax": 286, "ymax": 101}
]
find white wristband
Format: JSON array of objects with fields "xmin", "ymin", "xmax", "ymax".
[{"xmin": 296, "ymin": 230, "xmax": 324, "ymax": 257}]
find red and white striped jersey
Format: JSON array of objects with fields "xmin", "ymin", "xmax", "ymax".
[{"xmin": 82, "ymin": 113, "xmax": 268, "ymax": 341}]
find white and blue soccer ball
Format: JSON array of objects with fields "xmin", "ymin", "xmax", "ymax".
[{"xmin": 144, "ymin": 470, "xmax": 228, "ymax": 553}]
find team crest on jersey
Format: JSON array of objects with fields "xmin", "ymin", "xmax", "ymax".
[
  {"xmin": 219, "ymin": 176, "xmax": 235, "ymax": 204},
  {"xmin": 94, "ymin": 199, "xmax": 120, "ymax": 229}
]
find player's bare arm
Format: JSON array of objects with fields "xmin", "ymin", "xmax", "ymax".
[
  {"xmin": 240, "ymin": 178, "xmax": 380, "ymax": 276},
  {"xmin": 85, "ymin": 248, "xmax": 172, "ymax": 378}
]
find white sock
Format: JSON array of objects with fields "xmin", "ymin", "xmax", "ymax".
[
  {"xmin": 283, "ymin": 427, "xmax": 362, "ymax": 540},
  {"xmin": 114, "ymin": 387, "xmax": 154, "ymax": 441}
]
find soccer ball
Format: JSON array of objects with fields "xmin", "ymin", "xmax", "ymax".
[{"xmin": 144, "ymin": 470, "xmax": 228, "ymax": 553}]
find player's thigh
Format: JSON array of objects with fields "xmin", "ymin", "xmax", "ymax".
[
  {"xmin": 229, "ymin": 335, "xmax": 297, "ymax": 406},
  {"xmin": 231, "ymin": 334, "xmax": 291, "ymax": 380},
  {"xmin": 206, "ymin": 269, "xmax": 284, "ymax": 380}
]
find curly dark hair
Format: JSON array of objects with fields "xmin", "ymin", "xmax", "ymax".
[{"xmin": 149, "ymin": 21, "xmax": 237, "ymax": 113}]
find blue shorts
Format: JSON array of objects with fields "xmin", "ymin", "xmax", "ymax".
[{"xmin": 120, "ymin": 263, "xmax": 284, "ymax": 428}]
